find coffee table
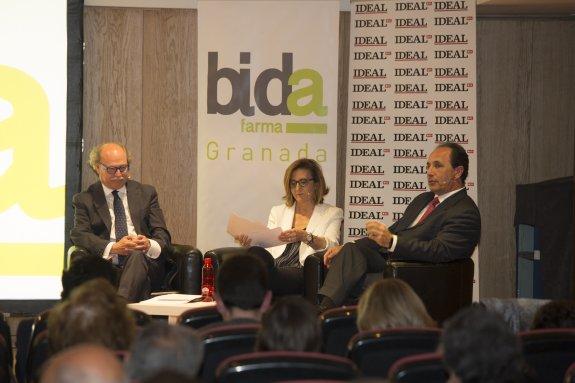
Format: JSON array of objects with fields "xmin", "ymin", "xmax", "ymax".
[{"xmin": 129, "ymin": 293, "xmax": 216, "ymax": 324}]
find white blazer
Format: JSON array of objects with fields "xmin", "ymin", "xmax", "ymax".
[{"xmin": 266, "ymin": 203, "xmax": 343, "ymax": 266}]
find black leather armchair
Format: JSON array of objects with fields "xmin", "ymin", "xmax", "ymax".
[
  {"xmin": 305, "ymin": 253, "xmax": 474, "ymax": 323},
  {"xmin": 67, "ymin": 243, "xmax": 203, "ymax": 294}
]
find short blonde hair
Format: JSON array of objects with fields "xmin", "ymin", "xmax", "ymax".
[
  {"xmin": 282, "ymin": 158, "xmax": 329, "ymax": 207},
  {"xmin": 88, "ymin": 142, "xmax": 131, "ymax": 174},
  {"xmin": 356, "ymin": 279, "xmax": 436, "ymax": 331}
]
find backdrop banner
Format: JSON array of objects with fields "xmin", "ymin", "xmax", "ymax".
[
  {"xmin": 344, "ymin": 0, "xmax": 479, "ymax": 296},
  {"xmin": 0, "ymin": 0, "xmax": 68, "ymax": 298},
  {"xmin": 197, "ymin": 0, "xmax": 340, "ymax": 251}
]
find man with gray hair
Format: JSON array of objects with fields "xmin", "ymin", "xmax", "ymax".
[
  {"xmin": 125, "ymin": 322, "xmax": 204, "ymax": 382},
  {"xmin": 70, "ymin": 142, "xmax": 171, "ymax": 302},
  {"xmin": 41, "ymin": 344, "xmax": 125, "ymax": 383}
]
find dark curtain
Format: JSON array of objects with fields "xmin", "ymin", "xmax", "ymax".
[{"xmin": 515, "ymin": 177, "xmax": 574, "ymax": 299}]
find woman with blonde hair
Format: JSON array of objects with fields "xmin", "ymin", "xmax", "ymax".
[
  {"xmin": 356, "ymin": 278, "xmax": 436, "ymax": 331},
  {"xmin": 235, "ymin": 158, "xmax": 342, "ymax": 296}
]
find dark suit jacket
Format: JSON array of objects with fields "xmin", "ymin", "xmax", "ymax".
[
  {"xmin": 356, "ymin": 189, "xmax": 481, "ymax": 263},
  {"xmin": 70, "ymin": 180, "xmax": 171, "ymax": 257}
]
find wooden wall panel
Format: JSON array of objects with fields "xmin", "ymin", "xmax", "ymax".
[
  {"xmin": 528, "ymin": 20, "xmax": 575, "ymax": 182},
  {"xmin": 83, "ymin": 7, "xmax": 143, "ymax": 189},
  {"xmin": 476, "ymin": 19, "xmax": 532, "ymax": 298},
  {"xmin": 336, "ymin": 11, "xmax": 350, "ymax": 211},
  {"xmin": 477, "ymin": 19, "xmax": 575, "ymax": 298},
  {"xmin": 141, "ymin": 9, "xmax": 197, "ymax": 245}
]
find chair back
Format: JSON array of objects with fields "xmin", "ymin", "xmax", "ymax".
[
  {"xmin": 382, "ymin": 258, "xmax": 474, "ymax": 324},
  {"xmin": 203, "ymin": 247, "xmax": 248, "ymax": 276},
  {"xmin": 0, "ymin": 329, "xmax": 11, "ymax": 383},
  {"xmin": 320, "ymin": 306, "xmax": 358, "ymax": 356},
  {"xmin": 216, "ymin": 351, "xmax": 358, "ymax": 383},
  {"xmin": 163, "ymin": 244, "xmax": 203, "ymax": 294},
  {"xmin": 388, "ymin": 352, "xmax": 448, "ymax": 383},
  {"xmin": 26, "ymin": 311, "xmax": 51, "ymax": 383},
  {"xmin": 177, "ymin": 305, "xmax": 223, "ymax": 329},
  {"xmin": 519, "ymin": 328, "xmax": 575, "ymax": 383},
  {"xmin": 348, "ymin": 327, "xmax": 441, "ymax": 378},
  {"xmin": 199, "ymin": 323, "xmax": 260, "ymax": 382}
]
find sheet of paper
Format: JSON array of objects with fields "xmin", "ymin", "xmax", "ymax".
[{"xmin": 227, "ymin": 213, "xmax": 285, "ymax": 248}]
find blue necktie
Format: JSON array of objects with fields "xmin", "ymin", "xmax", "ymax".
[{"xmin": 112, "ymin": 190, "xmax": 128, "ymax": 266}]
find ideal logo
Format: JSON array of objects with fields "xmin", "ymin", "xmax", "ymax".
[{"xmin": 207, "ymin": 52, "xmax": 327, "ymax": 118}]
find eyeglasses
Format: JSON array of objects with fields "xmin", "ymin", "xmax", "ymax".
[
  {"xmin": 100, "ymin": 163, "xmax": 129, "ymax": 175},
  {"xmin": 290, "ymin": 178, "xmax": 314, "ymax": 188}
]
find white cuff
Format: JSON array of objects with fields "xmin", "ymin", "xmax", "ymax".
[
  {"xmin": 103, "ymin": 242, "xmax": 114, "ymax": 262},
  {"xmin": 146, "ymin": 239, "xmax": 161, "ymax": 259},
  {"xmin": 388, "ymin": 235, "xmax": 398, "ymax": 252}
]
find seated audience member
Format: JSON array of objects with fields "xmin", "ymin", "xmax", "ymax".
[
  {"xmin": 356, "ymin": 278, "xmax": 436, "ymax": 331},
  {"xmin": 203, "ymin": 253, "xmax": 272, "ymax": 330},
  {"xmin": 531, "ymin": 299, "xmax": 575, "ymax": 329},
  {"xmin": 61, "ymin": 253, "xmax": 118, "ymax": 299},
  {"xmin": 15, "ymin": 255, "xmax": 119, "ymax": 383},
  {"xmin": 256, "ymin": 296, "xmax": 321, "ymax": 352},
  {"xmin": 442, "ymin": 306, "xmax": 532, "ymax": 383},
  {"xmin": 125, "ymin": 322, "xmax": 203, "ymax": 382},
  {"xmin": 235, "ymin": 158, "xmax": 343, "ymax": 296},
  {"xmin": 41, "ymin": 344, "xmax": 125, "ymax": 383},
  {"xmin": 48, "ymin": 279, "xmax": 135, "ymax": 353},
  {"xmin": 480, "ymin": 298, "xmax": 549, "ymax": 333}
]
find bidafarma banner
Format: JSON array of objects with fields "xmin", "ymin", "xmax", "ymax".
[
  {"xmin": 197, "ymin": 0, "xmax": 339, "ymax": 251},
  {"xmin": 0, "ymin": 0, "xmax": 67, "ymax": 299}
]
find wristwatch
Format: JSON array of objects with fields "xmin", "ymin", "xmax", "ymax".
[{"xmin": 305, "ymin": 232, "xmax": 314, "ymax": 245}]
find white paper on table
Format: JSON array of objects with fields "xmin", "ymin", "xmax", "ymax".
[
  {"xmin": 142, "ymin": 294, "xmax": 202, "ymax": 304},
  {"xmin": 227, "ymin": 213, "xmax": 285, "ymax": 248}
]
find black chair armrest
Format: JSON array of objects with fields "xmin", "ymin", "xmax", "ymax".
[
  {"xmin": 164, "ymin": 244, "xmax": 203, "ymax": 294},
  {"xmin": 66, "ymin": 245, "xmax": 92, "ymax": 269},
  {"xmin": 303, "ymin": 251, "xmax": 326, "ymax": 304}
]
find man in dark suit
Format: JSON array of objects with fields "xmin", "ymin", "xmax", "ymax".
[
  {"xmin": 70, "ymin": 142, "xmax": 171, "ymax": 302},
  {"xmin": 318, "ymin": 142, "xmax": 481, "ymax": 309}
]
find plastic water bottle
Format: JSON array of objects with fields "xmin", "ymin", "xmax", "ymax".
[{"xmin": 201, "ymin": 257, "xmax": 214, "ymax": 301}]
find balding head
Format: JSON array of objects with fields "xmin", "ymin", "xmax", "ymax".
[{"xmin": 41, "ymin": 344, "xmax": 124, "ymax": 383}]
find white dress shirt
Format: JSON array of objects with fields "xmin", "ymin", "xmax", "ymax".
[{"xmin": 101, "ymin": 184, "xmax": 161, "ymax": 262}]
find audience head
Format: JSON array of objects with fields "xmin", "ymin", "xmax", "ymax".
[
  {"xmin": 531, "ymin": 299, "xmax": 575, "ymax": 329},
  {"xmin": 283, "ymin": 158, "xmax": 329, "ymax": 206},
  {"xmin": 48, "ymin": 278, "xmax": 135, "ymax": 353},
  {"xmin": 41, "ymin": 344, "xmax": 124, "ymax": 383},
  {"xmin": 442, "ymin": 305, "xmax": 528, "ymax": 383},
  {"xmin": 356, "ymin": 278, "xmax": 435, "ymax": 331},
  {"xmin": 256, "ymin": 296, "xmax": 321, "ymax": 352},
  {"xmin": 215, "ymin": 252, "xmax": 271, "ymax": 321},
  {"xmin": 61, "ymin": 254, "xmax": 117, "ymax": 300},
  {"xmin": 125, "ymin": 322, "xmax": 203, "ymax": 382}
]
